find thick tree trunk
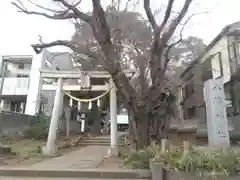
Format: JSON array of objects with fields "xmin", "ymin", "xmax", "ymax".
[
  {"xmin": 131, "ymin": 106, "xmax": 150, "ymax": 149},
  {"xmin": 136, "ymin": 118, "xmax": 149, "ymax": 149},
  {"xmin": 128, "ymin": 108, "xmax": 138, "ymax": 149},
  {"xmin": 130, "ymin": 105, "xmax": 171, "ymax": 149},
  {"xmin": 127, "ymin": 108, "xmax": 133, "ymax": 140}
]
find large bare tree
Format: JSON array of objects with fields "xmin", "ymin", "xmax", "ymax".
[{"xmin": 12, "ymin": 0, "xmax": 193, "ymax": 149}]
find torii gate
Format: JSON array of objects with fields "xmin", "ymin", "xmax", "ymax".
[{"xmin": 33, "ymin": 68, "xmax": 135, "ymax": 157}]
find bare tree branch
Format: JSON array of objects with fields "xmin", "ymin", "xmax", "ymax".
[
  {"xmin": 12, "ymin": 1, "xmax": 79, "ymax": 19},
  {"xmin": 162, "ymin": 11, "xmax": 209, "ymax": 68},
  {"xmin": 162, "ymin": 0, "xmax": 193, "ymax": 43},
  {"xmin": 123, "ymin": 0, "xmax": 132, "ymax": 11},
  {"xmin": 16, "ymin": 0, "xmax": 27, "ymax": 10},
  {"xmin": 31, "ymin": 40, "xmax": 78, "ymax": 54},
  {"xmin": 159, "ymin": 0, "xmax": 175, "ymax": 33},
  {"xmin": 58, "ymin": 0, "xmax": 92, "ymax": 23},
  {"xmin": 27, "ymin": 0, "xmax": 62, "ymax": 13},
  {"xmin": 163, "ymin": 39, "xmax": 181, "ymax": 69},
  {"xmin": 144, "ymin": 0, "xmax": 159, "ymax": 35},
  {"xmin": 32, "ymin": 39, "xmax": 111, "ymax": 69},
  {"xmin": 91, "ymin": 0, "xmax": 112, "ymax": 44}
]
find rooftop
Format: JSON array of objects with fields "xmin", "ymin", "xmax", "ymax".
[{"xmin": 180, "ymin": 20, "xmax": 240, "ymax": 78}]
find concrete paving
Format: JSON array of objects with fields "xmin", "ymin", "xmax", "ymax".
[
  {"xmin": 0, "ymin": 178, "xmax": 149, "ymax": 180},
  {"xmin": 30, "ymin": 133, "xmax": 128, "ymax": 170},
  {"xmin": 30, "ymin": 146, "xmax": 108, "ymax": 169},
  {"xmin": 0, "ymin": 143, "xmax": 152, "ymax": 179}
]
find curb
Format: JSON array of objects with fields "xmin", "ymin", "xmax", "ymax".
[{"xmin": 0, "ymin": 168, "xmax": 151, "ymax": 179}]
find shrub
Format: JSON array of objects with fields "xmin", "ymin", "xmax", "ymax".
[
  {"xmin": 124, "ymin": 142, "xmax": 161, "ymax": 169},
  {"xmin": 153, "ymin": 148, "xmax": 240, "ymax": 176},
  {"xmin": 24, "ymin": 114, "xmax": 50, "ymax": 140}
]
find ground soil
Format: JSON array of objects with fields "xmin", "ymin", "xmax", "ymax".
[{"xmin": 0, "ymin": 135, "xmax": 83, "ymax": 167}]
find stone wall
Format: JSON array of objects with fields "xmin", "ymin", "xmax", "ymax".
[{"xmin": 0, "ymin": 111, "xmax": 37, "ymax": 137}]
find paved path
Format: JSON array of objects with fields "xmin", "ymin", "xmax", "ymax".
[
  {"xmin": 0, "ymin": 178, "xmax": 149, "ymax": 180},
  {"xmin": 30, "ymin": 146, "xmax": 108, "ymax": 169}
]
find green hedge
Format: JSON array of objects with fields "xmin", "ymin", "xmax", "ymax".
[
  {"xmin": 124, "ymin": 142, "xmax": 160, "ymax": 169},
  {"xmin": 24, "ymin": 114, "xmax": 50, "ymax": 140},
  {"xmin": 124, "ymin": 143, "xmax": 240, "ymax": 176}
]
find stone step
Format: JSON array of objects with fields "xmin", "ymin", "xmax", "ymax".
[
  {"xmin": 78, "ymin": 142, "xmax": 125, "ymax": 146},
  {"xmin": 79, "ymin": 135, "xmax": 128, "ymax": 147},
  {"xmin": 81, "ymin": 138, "xmax": 125, "ymax": 142},
  {"xmin": 82, "ymin": 137, "xmax": 125, "ymax": 140},
  {"xmin": 81, "ymin": 138, "xmax": 126, "ymax": 143},
  {"xmin": 80, "ymin": 141, "xmax": 125, "ymax": 145},
  {"xmin": 79, "ymin": 139, "xmax": 125, "ymax": 146}
]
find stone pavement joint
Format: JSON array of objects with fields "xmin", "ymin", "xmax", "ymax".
[{"xmin": 30, "ymin": 146, "xmax": 108, "ymax": 169}]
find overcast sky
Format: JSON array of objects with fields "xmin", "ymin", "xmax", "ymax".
[{"xmin": 0, "ymin": 0, "xmax": 240, "ymax": 55}]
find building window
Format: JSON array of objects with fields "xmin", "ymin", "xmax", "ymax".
[
  {"xmin": 229, "ymin": 42, "xmax": 237, "ymax": 60},
  {"xmin": 45, "ymin": 60, "xmax": 52, "ymax": 69},
  {"xmin": 10, "ymin": 101, "xmax": 22, "ymax": 112},
  {"xmin": 17, "ymin": 74, "xmax": 29, "ymax": 78},
  {"xmin": 18, "ymin": 64, "xmax": 24, "ymax": 69},
  {"xmin": 202, "ymin": 59, "xmax": 213, "ymax": 82},
  {"xmin": 228, "ymin": 41, "xmax": 240, "ymax": 73},
  {"xmin": 183, "ymin": 74, "xmax": 195, "ymax": 99},
  {"xmin": 218, "ymin": 52, "xmax": 223, "ymax": 77},
  {"xmin": 212, "ymin": 52, "xmax": 223, "ymax": 79},
  {"xmin": 43, "ymin": 78, "xmax": 53, "ymax": 84},
  {"xmin": 184, "ymin": 83, "xmax": 194, "ymax": 98},
  {"xmin": 187, "ymin": 106, "xmax": 196, "ymax": 119}
]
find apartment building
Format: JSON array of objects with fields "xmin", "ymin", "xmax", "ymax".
[
  {"xmin": 0, "ymin": 50, "xmax": 75, "ymax": 116},
  {"xmin": 179, "ymin": 21, "xmax": 240, "ymax": 123}
]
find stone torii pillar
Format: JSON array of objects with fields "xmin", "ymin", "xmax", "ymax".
[
  {"xmin": 42, "ymin": 77, "xmax": 63, "ymax": 156},
  {"xmin": 108, "ymin": 78, "xmax": 118, "ymax": 157}
]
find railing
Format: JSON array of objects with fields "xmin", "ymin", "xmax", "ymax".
[{"xmin": 0, "ymin": 78, "xmax": 30, "ymax": 95}]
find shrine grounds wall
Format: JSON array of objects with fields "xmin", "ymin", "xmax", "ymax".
[{"xmin": 0, "ymin": 111, "xmax": 37, "ymax": 137}]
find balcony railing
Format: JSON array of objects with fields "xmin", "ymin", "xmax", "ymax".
[{"xmin": 0, "ymin": 78, "xmax": 30, "ymax": 95}]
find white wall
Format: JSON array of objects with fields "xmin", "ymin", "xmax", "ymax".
[
  {"xmin": 0, "ymin": 78, "xmax": 29, "ymax": 95},
  {"xmin": 6, "ymin": 63, "xmax": 31, "ymax": 77}
]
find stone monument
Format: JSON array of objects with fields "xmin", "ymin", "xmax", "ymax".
[{"xmin": 204, "ymin": 78, "xmax": 230, "ymax": 148}]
